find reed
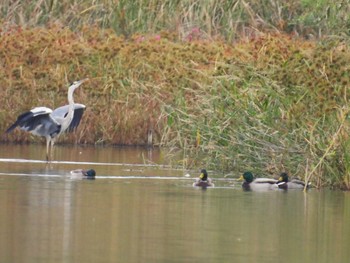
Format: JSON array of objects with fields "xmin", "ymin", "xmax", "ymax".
[{"xmin": 1, "ymin": 0, "xmax": 349, "ymax": 40}]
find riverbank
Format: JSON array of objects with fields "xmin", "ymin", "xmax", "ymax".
[{"xmin": 0, "ymin": 2, "xmax": 350, "ymax": 189}]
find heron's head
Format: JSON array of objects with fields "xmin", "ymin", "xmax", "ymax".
[
  {"xmin": 199, "ymin": 169, "xmax": 208, "ymax": 181},
  {"xmin": 69, "ymin": 78, "xmax": 89, "ymax": 91}
]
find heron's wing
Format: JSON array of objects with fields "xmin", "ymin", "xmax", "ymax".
[
  {"xmin": 6, "ymin": 107, "xmax": 61, "ymax": 137},
  {"xmin": 52, "ymin": 104, "xmax": 86, "ymax": 133},
  {"xmin": 68, "ymin": 106, "xmax": 86, "ymax": 132}
]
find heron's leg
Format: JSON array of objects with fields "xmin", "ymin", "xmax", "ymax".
[
  {"xmin": 46, "ymin": 138, "xmax": 51, "ymax": 162},
  {"xmin": 50, "ymin": 140, "xmax": 55, "ymax": 161}
]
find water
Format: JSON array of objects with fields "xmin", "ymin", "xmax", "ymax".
[{"xmin": 0, "ymin": 144, "xmax": 350, "ymax": 263}]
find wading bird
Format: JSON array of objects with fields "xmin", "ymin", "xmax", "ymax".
[{"xmin": 6, "ymin": 79, "xmax": 89, "ymax": 162}]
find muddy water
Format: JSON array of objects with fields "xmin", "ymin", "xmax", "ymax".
[{"xmin": 0, "ymin": 144, "xmax": 349, "ymax": 263}]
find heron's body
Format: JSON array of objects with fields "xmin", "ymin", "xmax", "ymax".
[{"xmin": 6, "ymin": 79, "xmax": 88, "ymax": 161}]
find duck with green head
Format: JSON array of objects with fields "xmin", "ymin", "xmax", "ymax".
[
  {"xmin": 276, "ymin": 172, "xmax": 310, "ymax": 190},
  {"xmin": 193, "ymin": 169, "xmax": 214, "ymax": 188},
  {"xmin": 70, "ymin": 169, "xmax": 96, "ymax": 179},
  {"xmin": 239, "ymin": 171, "xmax": 278, "ymax": 191}
]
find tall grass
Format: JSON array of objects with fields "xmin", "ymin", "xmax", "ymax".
[
  {"xmin": 1, "ymin": 0, "xmax": 350, "ymax": 40},
  {"xmin": 154, "ymin": 34, "xmax": 350, "ymax": 189}
]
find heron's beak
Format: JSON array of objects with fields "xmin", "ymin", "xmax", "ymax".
[
  {"xmin": 79, "ymin": 78, "xmax": 89, "ymax": 84},
  {"xmin": 73, "ymin": 78, "xmax": 89, "ymax": 88}
]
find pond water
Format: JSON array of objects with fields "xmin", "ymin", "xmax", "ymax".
[{"xmin": 0, "ymin": 144, "xmax": 350, "ymax": 263}]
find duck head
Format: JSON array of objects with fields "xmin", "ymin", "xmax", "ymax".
[
  {"xmin": 278, "ymin": 172, "xmax": 289, "ymax": 183},
  {"xmin": 199, "ymin": 169, "xmax": 208, "ymax": 181},
  {"xmin": 83, "ymin": 169, "xmax": 96, "ymax": 178},
  {"xmin": 240, "ymin": 171, "xmax": 254, "ymax": 183}
]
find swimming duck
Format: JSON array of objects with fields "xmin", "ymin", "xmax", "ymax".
[
  {"xmin": 70, "ymin": 169, "xmax": 96, "ymax": 179},
  {"xmin": 276, "ymin": 172, "xmax": 310, "ymax": 189},
  {"xmin": 193, "ymin": 169, "xmax": 214, "ymax": 187},
  {"xmin": 239, "ymin": 171, "xmax": 278, "ymax": 191}
]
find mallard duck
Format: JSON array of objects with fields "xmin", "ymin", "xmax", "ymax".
[
  {"xmin": 239, "ymin": 171, "xmax": 278, "ymax": 191},
  {"xmin": 193, "ymin": 169, "xmax": 214, "ymax": 187},
  {"xmin": 276, "ymin": 172, "xmax": 310, "ymax": 189},
  {"xmin": 70, "ymin": 169, "xmax": 96, "ymax": 179}
]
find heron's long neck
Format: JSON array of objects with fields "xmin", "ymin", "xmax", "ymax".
[{"xmin": 61, "ymin": 86, "xmax": 75, "ymax": 132}]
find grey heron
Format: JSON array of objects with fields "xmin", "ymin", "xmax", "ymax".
[{"xmin": 6, "ymin": 78, "xmax": 89, "ymax": 161}]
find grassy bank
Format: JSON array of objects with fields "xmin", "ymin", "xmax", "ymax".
[{"xmin": 1, "ymin": 1, "xmax": 350, "ymax": 189}]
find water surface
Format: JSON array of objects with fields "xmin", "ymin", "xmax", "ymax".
[{"xmin": 0, "ymin": 144, "xmax": 349, "ymax": 263}]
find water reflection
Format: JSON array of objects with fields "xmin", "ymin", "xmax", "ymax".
[{"xmin": 0, "ymin": 145, "xmax": 350, "ymax": 263}]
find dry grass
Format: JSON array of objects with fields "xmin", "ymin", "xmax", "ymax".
[{"xmin": 1, "ymin": 0, "xmax": 349, "ymax": 39}]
